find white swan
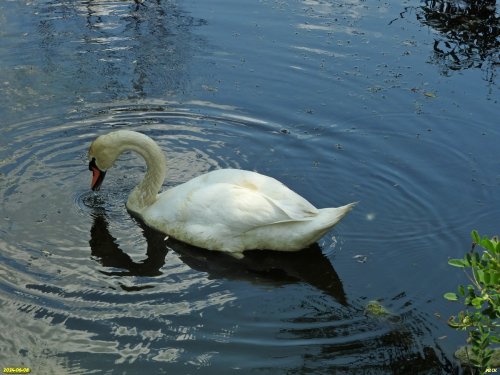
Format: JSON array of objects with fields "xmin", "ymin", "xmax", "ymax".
[{"xmin": 88, "ymin": 130, "xmax": 355, "ymax": 258}]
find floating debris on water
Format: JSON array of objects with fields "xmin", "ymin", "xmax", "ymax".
[
  {"xmin": 364, "ymin": 300, "xmax": 401, "ymax": 323},
  {"xmin": 353, "ymin": 254, "xmax": 368, "ymax": 263}
]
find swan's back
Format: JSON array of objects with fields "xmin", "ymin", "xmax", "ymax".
[{"xmin": 142, "ymin": 169, "xmax": 354, "ymax": 257}]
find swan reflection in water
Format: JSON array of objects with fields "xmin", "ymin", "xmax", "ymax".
[{"xmin": 89, "ymin": 211, "xmax": 347, "ymax": 305}]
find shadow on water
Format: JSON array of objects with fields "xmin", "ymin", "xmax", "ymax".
[
  {"xmin": 89, "ymin": 210, "xmax": 348, "ymax": 305},
  {"xmin": 417, "ymin": 0, "xmax": 499, "ymax": 82}
]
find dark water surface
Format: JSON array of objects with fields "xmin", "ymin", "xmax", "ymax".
[{"xmin": 0, "ymin": 0, "xmax": 498, "ymax": 373}]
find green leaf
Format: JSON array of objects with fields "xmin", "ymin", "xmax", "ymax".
[
  {"xmin": 471, "ymin": 297, "xmax": 483, "ymax": 308},
  {"xmin": 482, "ymin": 271, "xmax": 491, "ymax": 285},
  {"xmin": 447, "ymin": 230, "xmax": 499, "ymax": 372},
  {"xmin": 472, "ymin": 230, "xmax": 481, "ymax": 244},
  {"xmin": 447, "ymin": 315, "xmax": 463, "ymax": 328},
  {"xmin": 458, "ymin": 285, "xmax": 465, "ymax": 296},
  {"xmin": 467, "ymin": 285, "xmax": 476, "ymax": 297},
  {"xmin": 448, "ymin": 259, "xmax": 466, "ymax": 268},
  {"xmin": 444, "ymin": 292, "xmax": 459, "ymax": 301},
  {"xmin": 482, "ymin": 238, "xmax": 495, "ymax": 253},
  {"xmin": 491, "ymin": 271, "xmax": 499, "ymax": 286},
  {"xmin": 476, "ymin": 269, "xmax": 486, "ymax": 284},
  {"xmin": 472, "ymin": 252, "xmax": 480, "ymax": 266},
  {"xmin": 465, "ymin": 253, "xmax": 473, "ymax": 267}
]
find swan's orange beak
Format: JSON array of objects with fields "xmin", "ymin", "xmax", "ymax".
[{"xmin": 89, "ymin": 158, "xmax": 106, "ymax": 191}]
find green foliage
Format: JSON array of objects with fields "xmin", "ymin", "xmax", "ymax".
[{"xmin": 444, "ymin": 230, "xmax": 500, "ymax": 373}]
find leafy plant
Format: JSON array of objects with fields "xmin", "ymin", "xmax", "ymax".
[{"xmin": 444, "ymin": 230, "xmax": 500, "ymax": 373}]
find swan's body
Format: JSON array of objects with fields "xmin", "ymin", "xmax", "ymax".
[{"xmin": 88, "ymin": 130, "xmax": 355, "ymax": 258}]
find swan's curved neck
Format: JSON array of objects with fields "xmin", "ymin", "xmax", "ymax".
[{"xmin": 116, "ymin": 132, "xmax": 167, "ymax": 215}]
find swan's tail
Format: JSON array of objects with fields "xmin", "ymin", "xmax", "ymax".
[
  {"xmin": 307, "ymin": 202, "xmax": 357, "ymax": 243},
  {"xmin": 291, "ymin": 202, "xmax": 356, "ymax": 249},
  {"xmin": 320, "ymin": 202, "xmax": 357, "ymax": 227},
  {"xmin": 247, "ymin": 202, "xmax": 356, "ymax": 251}
]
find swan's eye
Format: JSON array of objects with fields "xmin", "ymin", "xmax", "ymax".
[{"xmin": 89, "ymin": 157, "xmax": 97, "ymax": 171}]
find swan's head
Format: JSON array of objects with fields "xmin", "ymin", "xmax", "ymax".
[
  {"xmin": 87, "ymin": 132, "xmax": 123, "ymax": 191},
  {"xmin": 87, "ymin": 130, "xmax": 166, "ymax": 193}
]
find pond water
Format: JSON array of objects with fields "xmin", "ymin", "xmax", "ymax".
[{"xmin": 0, "ymin": 0, "xmax": 498, "ymax": 373}]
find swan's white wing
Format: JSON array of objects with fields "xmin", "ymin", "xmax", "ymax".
[
  {"xmin": 185, "ymin": 182, "xmax": 318, "ymax": 232},
  {"xmin": 201, "ymin": 169, "xmax": 319, "ymax": 222},
  {"xmin": 144, "ymin": 169, "xmax": 323, "ymax": 252}
]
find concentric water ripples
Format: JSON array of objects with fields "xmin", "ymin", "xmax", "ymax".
[
  {"xmin": 0, "ymin": 102, "xmax": 263, "ymax": 370},
  {"xmin": 316, "ymin": 113, "xmax": 499, "ymax": 275},
  {"xmin": 0, "ymin": 102, "xmax": 483, "ymax": 373},
  {"xmin": 0, "ymin": 101, "xmax": 351, "ymax": 372},
  {"xmin": 309, "ymin": 114, "xmax": 497, "ymax": 370}
]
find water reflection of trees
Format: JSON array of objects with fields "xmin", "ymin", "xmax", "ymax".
[
  {"xmin": 33, "ymin": 0, "xmax": 207, "ymax": 104},
  {"xmin": 417, "ymin": 0, "xmax": 499, "ymax": 83}
]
